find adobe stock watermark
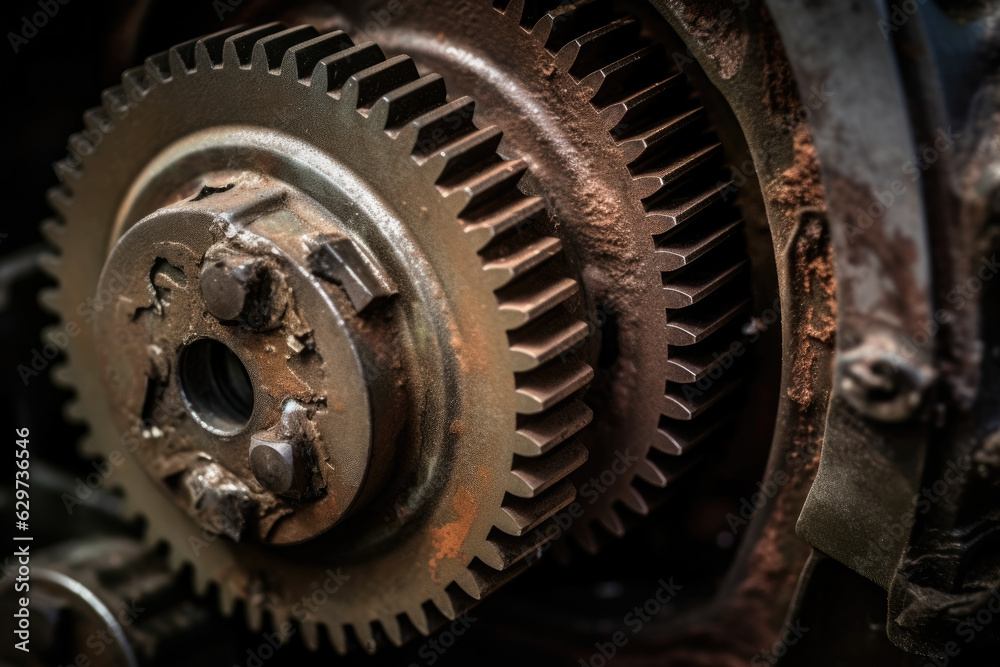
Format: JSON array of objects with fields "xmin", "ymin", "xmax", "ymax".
[
  {"xmin": 920, "ymin": 589, "xmax": 1000, "ymax": 667},
  {"xmin": 406, "ymin": 614, "xmax": 476, "ymax": 666},
  {"xmin": 234, "ymin": 568, "xmax": 353, "ymax": 666},
  {"xmin": 578, "ymin": 577, "xmax": 683, "ymax": 667},
  {"xmin": 751, "ymin": 619, "xmax": 810, "ymax": 665},
  {"xmin": 844, "ymin": 126, "xmax": 960, "ymax": 244},
  {"xmin": 17, "ymin": 268, "xmax": 128, "ymax": 386},
  {"xmin": 878, "ymin": 0, "xmax": 930, "ymax": 41},
  {"xmin": 854, "ymin": 455, "xmax": 972, "ymax": 574},
  {"xmin": 7, "ymin": 0, "xmax": 71, "ymax": 54},
  {"xmin": 524, "ymin": 448, "xmax": 640, "ymax": 565}
]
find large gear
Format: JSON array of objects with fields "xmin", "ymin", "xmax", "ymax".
[
  {"xmin": 318, "ymin": 0, "xmax": 755, "ymax": 550},
  {"xmin": 41, "ymin": 23, "xmax": 594, "ymax": 652}
]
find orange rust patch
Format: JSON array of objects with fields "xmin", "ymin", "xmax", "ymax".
[
  {"xmin": 449, "ymin": 419, "xmax": 466, "ymax": 435},
  {"xmin": 428, "ymin": 486, "xmax": 477, "ymax": 584}
]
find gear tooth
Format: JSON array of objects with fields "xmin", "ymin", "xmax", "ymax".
[
  {"xmin": 662, "ymin": 255, "xmax": 748, "ymax": 309},
  {"xmin": 465, "ymin": 558, "xmax": 529, "ymax": 596},
  {"xmin": 579, "ymin": 44, "xmax": 666, "ymax": 106},
  {"xmin": 635, "ymin": 458, "xmax": 670, "ymax": 488},
  {"xmin": 478, "ymin": 523, "xmax": 553, "ymax": 570},
  {"xmin": 530, "ymin": 0, "xmax": 613, "ymax": 52},
  {"xmin": 78, "ymin": 433, "xmax": 103, "ymax": 458},
  {"xmin": 218, "ymin": 585, "xmax": 237, "ymax": 616},
  {"xmin": 194, "ymin": 25, "xmax": 251, "ymax": 69},
  {"xmin": 656, "ymin": 219, "xmax": 743, "ymax": 274},
  {"xmin": 64, "ymin": 395, "xmax": 87, "ymax": 422},
  {"xmin": 662, "ymin": 371, "xmax": 742, "ymax": 420},
  {"xmin": 325, "ymin": 622, "xmax": 347, "ymax": 654},
  {"xmin": 404, "ymin": 604, "xmax": 431, "ymax": 636},
  {"xmin": 68, "ymin": 132, "xmax": 97, "ymax": 162},
  {"xmin": 82, "ymin": 106, "xmax": 114, "ymax": 136},
  {"xmin": 515, "ymin": 357, "xmax": 593, "ymax": 414},
  {"xmin": 452, "ymin": 567, "xmax": 482, "ymax": 599},
  {"xmin": 619, "ymin": 485, "xmax": 650, "ymax": 515},
  {"xmin": 574, "ymin": 522, "xmax": 600, "ymax": 554},
  {"xmin": 398, "ymin": 96, "xmax": 477, "ymax": 156},
  {"xmin": 428, "ymin": 585, "xmax": 473, "ymax": 622},
  {"xmin": 244, "ymin": 597, "xmax": 264, "ymax": 631},
  {"xmin": 300, "ymin": 620, "xmax": 322, "ymax": 651},
  {"xmin": 482, "ymin": 235, "xmax": 561, "ymax": 291},
  {"xmin": 121, "ymin": 65, "xmax": 153, "ymax": 101},
  {"xmin": 509, "ymin": 315, "xmax": 589, "ymax": 372},
  {"xmin": 251, "ymin": 25, "xmax": 319, "ymax": 73},
  {"xmin": 655, "ymin": 413, "xmax": 727, "ymax": 455},
  {"xmin": 222, "ymin": 23, "xmax": 286, "ymax": 68},
  {"xmin": 355, "ymin": 622, "xmax": 377, "ymax": 654},
  {"xmin": 495, "ymin": 478, "xmax": 575, "ymax": 535},
  {"xmin": 40, "ymin": 218, "xmax": 66, "ymax": 249},
  {"xmin": 664, "ymin": 324, "xmax": 745, "ymax": 384},
  {"xmin": 597, "ymin": 507, "xmax": 627, "ymax": 536},
  {"xmin": 631, "ymin": 143, "xmax": 723, "ymax": 201},
  {"xmin": 100, "ymin": 86, "xmax": 130, "ymax": 120},
  {"xmin": 377, "ymin": 615, "xmax": 404, "ymax": 647},
  {"xmin": 421, "ymin": 125, "xmax": 503, "ymax": 185},
  {"xmin": 499, "ymin": 0, "xmax": 565, "ymax": 28},
  {"xmin": 368, "ymin": 74, "xmax": 447, "ymax": 133},
  {"xmin": 53, "ymin": 155, "xmax": 82, "ymax": 183},
  {"xmin": 508, "ymin": 437, "xmax": 588, "ymax": 497},
  {"xmin": 464, "ymin": 195, "xmax": 545, "ymax": 252},
  {"xmin": 440, "ymin": 158, "xmax": 528, "ymax": 217},
  {"xmin": 311, "ymin": 42, "xmax": 385, "ymax": 95},
  {"xmin": 599, "ymin": 74, "xmax": 684, "ymax": 130},
  {"xmin": 646, "ymin": 180, "xmax": 733, "ymax": 236},
  {"xmin": 497, "ymin": 275, "xmax": 578, "ymax": 330},
  {"xmin": 279, "ymin": 30, "xmax": 355, "ymax": 81},
  {"xmin": 514, "ymin": 399, "xmax": 592, "ymax": 456},
  {"xmin": 167, "ymin": 38, "xmax": 199, "ymax": 77},
  {"xmin": 618, "ymin": 107, "xmax": 705, "ymax": 165},
  {"xmin": 52, "ymin": 364, "xmax": 75, "ymax": 392},
  {"xmin": 144, "ymin": 51, "xmax": 171, "ymax": 84},
  {"xmin": 341, "ymin": 54, "xmax": 419, "ymax": 110},
  {"xmin": 46, "ymin": 186, "xmax": 74, "ymax": 217},
  {"xmin": 553, "ymin": 17, "xmax": 641, "ymax": 75},
  {"xmin": 38, "ymin": 284, "xmax": 62, "ymax": 313}
]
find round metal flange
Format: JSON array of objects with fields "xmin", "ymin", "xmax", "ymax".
[{"xmin": 93, "ymin": 175, "xmax": 394, "ymax": 544}]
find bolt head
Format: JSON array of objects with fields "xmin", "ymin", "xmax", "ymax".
[
  {"xmin": 199, "ymin": 247, "xmax": 279, "ymax": 328},
  {"xmin": 839, "ymin": 336, "xmax": 935, "ymax": 422},
  {"xmin": 249, "ymin": 438, "xmax": 296, "ymax": 494}
]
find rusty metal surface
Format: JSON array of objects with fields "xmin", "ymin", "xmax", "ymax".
[
  {"xmin": 763, "ymin": 0, "xmax": 935, "ymax": 590},
  {"xmin": 32, "ymin": 0, "xmax": 1000, "ymax": 662}
]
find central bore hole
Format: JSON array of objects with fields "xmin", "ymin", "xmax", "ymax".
[{"xmin": 178, "ymin": 339, "xmax": 254, "ymax": 435}]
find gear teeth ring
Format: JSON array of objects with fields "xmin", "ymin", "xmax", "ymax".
[
  {"xmin": 41, "ymin": 22, "xmax": 593, "ymax": 653},
  {"xmin": 494, "ymin": 0, "xmax": 753, "ymax": 551}
]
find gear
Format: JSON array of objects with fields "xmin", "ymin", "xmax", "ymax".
[
  {"xmin": 0, "ymin": 537, "xmax": 231, "ymax": 667},
  {"xmin": 328, "ymin": 0, "xmax": 754, "ymax": 551},
  {"xmin": 41, "ymin": 23, "xmax": 593, "ymax": 652}
]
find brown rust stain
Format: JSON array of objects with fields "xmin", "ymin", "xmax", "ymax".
[
  {"xmin": 773, "ymin": 126, "xmax": 836, "ymax": 411},
  {"xmin": 428, "ymin": 486, "xmax": 477, "ymax": 584}
]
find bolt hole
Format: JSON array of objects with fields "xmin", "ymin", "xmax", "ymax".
[{"xmin": 179, "ymin": 339, "xmax": 254, "ymax": 435}]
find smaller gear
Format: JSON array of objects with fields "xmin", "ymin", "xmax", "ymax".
[{"xmin": 0, "ymin": 537, "xmax": 232, "ymax": 667}]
